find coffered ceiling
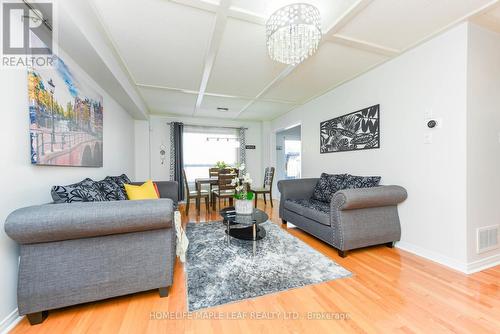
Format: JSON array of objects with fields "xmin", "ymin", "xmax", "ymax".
[{"xmin": 90, "ymin": 0, "xmax": 500, "ymax": 120}]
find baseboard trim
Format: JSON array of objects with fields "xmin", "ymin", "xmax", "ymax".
[
  {"xmin": 466, "ymin": 253, "xmax": 500, "ymax": 274},
  {"xmin": 396, "ymin": 241, "xmax": 468, "ymax": 273},
  {"xmin": 0, "ymin": 309, "xmax": 23, "ymax": 334}
]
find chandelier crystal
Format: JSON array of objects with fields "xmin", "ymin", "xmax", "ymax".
[{"xmin": 266, "ymin": 3, "xmax": 322, "ymax": 65}]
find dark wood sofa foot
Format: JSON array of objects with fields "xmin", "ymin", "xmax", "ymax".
[
  {"xmin": 27, "ymin": 311, "xmax": 48, "ymax": 325},
  {"xmin": 159, "ymin": 287, "xmax": 170, "ymax": 298},
  {"xmin": 386, "ymin": 242, "xmax": 395, "ymax": 248},
  {"xmin": 338, "ymin": 250, "xmax": 348, "ymax": 258},
  {"xmin": 281, "ymin": 219, "xmax": 287, "ymax": 224}
]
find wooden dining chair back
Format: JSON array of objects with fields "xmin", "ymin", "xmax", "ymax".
[
  {"xmin": 250, "ymin": 167, "xmax": 275, "ymax": 208},
  {"xmin": 208, "ymin": 168, "xmax": 219, "ymax": 177},
  {"xmin": 219, "ymin": 168, "xmax": 238, "ymax": 176},
  {"xmin": 183, "ymin": 169, "xmax": 210, "ymax": 215},
  {"xmin": 263, "ymin": 167, "xmax": 275, "ymax": 188},
  {"xmin": 208, "ymin": 167, "xmax": 220, "ymax": 193},
  {"xmin": 218, "ymin": 173, "xmax": 235, "ymax": 190},
  {"xmin": 212, "ymin": 173, "xmax": 236, "ymax": 210}
]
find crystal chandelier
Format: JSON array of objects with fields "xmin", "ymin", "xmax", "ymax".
[{"xmin": 266, "ymin": 3, "xmax": 322, "ymax": 65}]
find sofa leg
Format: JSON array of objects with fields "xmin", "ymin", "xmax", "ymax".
[
  {"xmin": 26, "ymin": 311, "xmax": 48, "ymax": 325},
  {"xmin": 159, "ymin": 287, "xmax": 169, "ymax": 298},
  {"xmin": 338, "ymin": 250, "xmax": 347, "ymax": 258},
  {"xmin": 386, "ymin": 242, "xmax": 395, "ymax": 248},
  {"xmin": 281, "ymin": 219, "xmax": 287, "ymax": 224}
]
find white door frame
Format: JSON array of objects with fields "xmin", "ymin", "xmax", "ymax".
[{"xmin": 270, "ymin": 122, "xmax": 302, "ymax": 198}]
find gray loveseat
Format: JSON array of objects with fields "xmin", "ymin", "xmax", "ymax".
[
  {"xmin": 278, "ymin": 178, "xmax": 407, "ymax": 257},
  {"xmin": 5, "ymin": 181, "xmax": 178, "ymax": 325}
]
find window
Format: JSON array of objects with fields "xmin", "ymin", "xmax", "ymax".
[{"xmin": 183, "ymin": 126, "xmax": 240, "ymax": 182}]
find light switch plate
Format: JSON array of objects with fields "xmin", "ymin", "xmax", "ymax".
[
  {"xmin": 424, "ymin": 108, "xmax": 433, "ymax": 119},
  {"xmin": 424, "ymin": 133, "xmax": 433, "ymax": 144}
]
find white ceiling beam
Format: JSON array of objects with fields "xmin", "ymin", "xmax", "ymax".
[
  {"xmin": 234, "ymin": 0, "xmax": 374, "ymax": 118},
  {"xmin": 168, "ymin": 0, "xmax": 219, "ymax": 13},
  {"xmin": 324, "ymin": 0, "xmax": 373, "ymax": 36},
  {"xmin": 169, "ymin": 0, "xmax": 266, "ymax": 24},
  {"xmin": 136, "ymin": 83, "xmax": 296, "ymax": 104},
  {"xmin": 228, "ymin": 7, "xmax": 267, "ymax": 25},
  {"xmin": 192, "ymin": 0, "xmax": 231, "ymax": 116},
  {"xmin": 236, "ymin": 65, "xmax": 297, "ymax": 116},
  {"xmin": 326, "ymin": 35, "xmax": 400, "ymax": 57}
]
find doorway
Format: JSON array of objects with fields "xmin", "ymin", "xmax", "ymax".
[{"xmin": 275, "ymin": 125, "xmax": 301, "ymax": 194}]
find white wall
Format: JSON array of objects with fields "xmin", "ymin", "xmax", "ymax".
[
  {"xmin": 270, "ymin": 23, "xmax": 470, "ymax": 271},
  {"xmin": 134, "ymin": 120, "xmax": 151, "ymax": 181},
  {"xmin": 135, "ymin": 115, "xmax": 263, "ymax": 186},
  {"xmin": 0, "ymin": 49, "xmax": 135, "ymax": 327},
  {"xmin": 466, "ymin": 24, "xmax": 500, "ymax": 270}
]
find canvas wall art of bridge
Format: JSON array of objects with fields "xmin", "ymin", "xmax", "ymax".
[{"xmin": 28, "ymin": 55, "xmax": 103, "ymax": 167}]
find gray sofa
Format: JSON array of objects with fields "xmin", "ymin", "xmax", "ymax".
[
  {"xmin": 278, "ymin": 178, "xmax": 407, "ymax": 257},
  {"xmin": 4, "ymin": 181, "xmax": 178, "ymax": 325}
]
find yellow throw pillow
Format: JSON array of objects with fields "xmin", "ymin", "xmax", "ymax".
[{"xmin": 124, "ymin": 180, "xmax": 159, "ymax": 200}]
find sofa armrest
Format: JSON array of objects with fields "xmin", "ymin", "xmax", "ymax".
[
  {"xmin": 277, "ymin": 178, "xmax": 318, "ymax": 201},
  {"xmin": 331, "ymin": 185, "xmax": 407, "ymax": 211},
  {"xmin": 5, "ymin": 199, "xmax": 174, "ymax": 245}
]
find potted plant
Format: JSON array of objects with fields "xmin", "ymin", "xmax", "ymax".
[
  {"xmin": 231, "ymin": 173, "xmax": 254, "ymax": 214},
  {"xmin": 215, "ymin": 161, "xmax": 228, "ymax": 169}
]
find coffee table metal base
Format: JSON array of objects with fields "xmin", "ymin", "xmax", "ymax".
[{"xmin": 225, "ymin": 225, "xmax": 266, "ymax": 241}]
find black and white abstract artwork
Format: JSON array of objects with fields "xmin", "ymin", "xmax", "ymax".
[{"xmin": 320, "ymin": 104, "xmax": 380, "ymax": 154}]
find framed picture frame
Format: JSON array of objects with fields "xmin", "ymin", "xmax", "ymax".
[
  {"xmin": 28, "ymin": 55, "xmax": 103, "ymax": 167},
  {"xmin": 320, "ymin": 104, "xmax": 380, "ymax": 154}
]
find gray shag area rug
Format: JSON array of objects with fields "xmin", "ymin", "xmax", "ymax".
[{"xmin": 185, "ymin": 221, "xmax": 352, "ymax": 312}]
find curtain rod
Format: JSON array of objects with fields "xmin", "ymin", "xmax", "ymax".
[{"xmin": 166, "ymin": 122, "xmax": 248, "ymax": 130}]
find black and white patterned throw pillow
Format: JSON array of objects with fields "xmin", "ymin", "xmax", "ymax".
[
  {"xmin": 94, "ymin": 179, "xmax": 123, "ymax": 201},
  {"xmin": 51, "ymin": 178, "xmax": 108, "ymax": 203},
  {"xmin": 104, "ymin": 174, "xmax": 131, "ymax": 200},
  {"xmin": 311, "ymin": 173, "xmax": 346, "ymax": 203},
  {"xmin": 343, "ymin": 174, "xmax": 381, "ymax": 189}
]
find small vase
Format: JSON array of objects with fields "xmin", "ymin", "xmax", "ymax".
[{"xmin": 235, "ymin": 199, "xmax": 253, "ymax": 215}]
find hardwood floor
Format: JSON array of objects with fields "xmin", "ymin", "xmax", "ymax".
[{"xmin": 11, "ymin": 199, "xmax": 500, "ymax": 334}]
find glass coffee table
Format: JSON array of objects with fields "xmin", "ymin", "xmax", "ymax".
[{"xmin": 220, "ymin": 206, "xmax": 269, "ymax": 241}]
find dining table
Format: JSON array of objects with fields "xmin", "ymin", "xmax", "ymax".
[
  {"xmin": 194, "ymin": 176, "xmax": 219, "ymax": 193},
  {"xmin": 194, "ymin": 173, "xmax": 240, "ymax": 213},
  {"xmin": 195, "ymin": 173, "xmax": 239, "ymax": 191}
]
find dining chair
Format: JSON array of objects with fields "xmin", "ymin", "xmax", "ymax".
[
  {"xmin": 208, "ymin": 167, "xmax": 220, "ymax": 194},
  {"xmin": 211, "ymin": 173, "xmax": 236, "ymax": 210},
  {"xmin": 208, "ymin": 168, "xmax": 219, "ymax": 177},
  {"xmin": 250, "ymin": 167, "xmax": 275, "ymax": 207},
  {"xmin": 183, "ymin": 169, "xmax": 210, "ymax": 215}
]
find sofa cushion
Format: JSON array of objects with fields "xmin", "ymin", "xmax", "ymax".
[
  {"xmin": 284, "ymin": 199, "xmax": 330, "ymax": 226},
  {"xmin": 343, "ymin": 174, "xmax": 381, "ymax": 189},
  {"xmin": 51, "ymin": 178, "xmax": 108, "ymax": 203},
  {"xmin": 104, "ymin": 174, "xmax": 131, "ymax": 200},
  {"xmin": 311, "ymin": 173, "xmax": 346, "ymax": 203}
]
